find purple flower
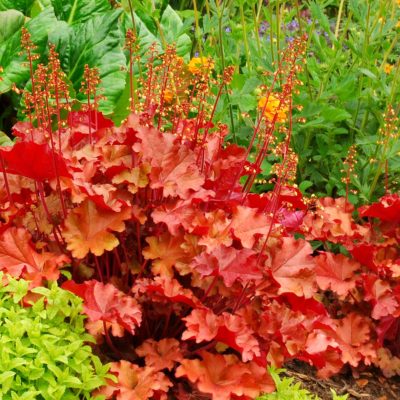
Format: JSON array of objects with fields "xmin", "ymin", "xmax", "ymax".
[
  {"xmin": 225, "ymin": 26, "xmax": 231, "ymax": 33},
  {"xmin": 258, "ymin": 21, "xmax": 270, "ymax": 36},
  {"xmin": 287, "ymin": 20, "xmax": 299, "ymax": 32}
]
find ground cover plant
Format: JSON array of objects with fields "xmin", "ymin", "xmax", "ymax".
[
  {"xmin": 0, "ymin": 1, "xmax": 399, "ymax": 400},
  {"xmin": 0, "ymin": 273, "xmax": 110, "ymax": 399}
]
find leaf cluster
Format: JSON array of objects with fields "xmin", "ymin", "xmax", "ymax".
[{"xmin": 0, "ymin": 273, "xmax": 110, "ymax": 400}]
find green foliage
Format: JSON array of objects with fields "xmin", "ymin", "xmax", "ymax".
[
  {"xmin": 0, "ymin": 273, "xmax": 110, "ymax": 399},
  {"xmin": 0, "ymin": 0, "xmax": 193, "ymax": 119},
  {"xmin": 49, "ymin": 9, "xmax": 126, "ymax": 115},
  {"xmin": 257, "ymin": 368, "xmax": 348, "ymax": 400},
  {"xmin": 177, "ymin": 0, "xmax": 400, "ymax": 203},
  {"xmin": 50, "ymin": 0, "xmax": 111, "ymax": 25}
]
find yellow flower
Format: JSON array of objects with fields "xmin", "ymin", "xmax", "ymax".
[
  {"xmin": 396, "ymin": 21, "xmax": 400, "ymax": 29},
  {"xmin": 188, "ymin": 57, "xmax": 214, "ymax": 75},
  {"xmin": 384, "ymin": 63, "xmax": 394, "ymax": 74},
  {"xmin": 258, "ymin": 94, "xmax": 288, "ymax": 122}
]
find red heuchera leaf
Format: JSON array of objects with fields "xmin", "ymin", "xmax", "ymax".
[
  {"xmin": 133, "ymin": 276, "xmax": 202, "ymax": 308},
  {"xmin": 62, "ymin": 280, "xmax": 142, "ymax": 335},
  {"xmin": 230, "ymin": 205, "xmax": 270, "ymax": 248},
  {"xmin": 0, "ymin": 142, "xmax": 70, "ymax": 181},
  {"xmin": 315, "ymin": 252, "xmax": 360, "ymax": 297},
  {"xmin": 192, "ymin": 245, "xmax": 262, "ymax": 287},
  {"xmin": 362, "ymin": 275, "xmax": 399, "ymax": 320},
  {"xmin": 0, "ymin": 227, "xmax": 69, "ymax": 286},
  {"xmin": 96, "ymin": 360, "xmax": 172, "ymax": 400},
  {"xmin": 359, "ymin": 194, "xmax": 400, "ymax": 223},
  {"xmin": 278, "ymin": 208, "xmax": 305, "ymax": 231},
  {"xmin": 136, "ymin": 338, "xmax": 183, "ymax": 371},
  {"xmin": 62, "ymin": 199, "xmax": 132, "ymax": 258},
  {"xmin": 175, "ymin": 351, "xmax": 274, "ymax": 400},
  {"xmin": 351, "ymin": 242, "xmax": 399, "ymax": 274},
  {"xmin": 68, "ymin": 110, "xmax": 114, "ymax": 146},
  {"xmin": 268, "ymin": 237, "xmax": 316, "ymax": 298}
]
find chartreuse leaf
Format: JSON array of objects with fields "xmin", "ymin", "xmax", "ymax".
[
  {"xmin": 50, "ymin": 0, "xmax": 111, "ymax": 25},
  {"xmin": 0, "ymin": 8, "xmax": 57, "ymax": 93},
  {"xmin": 0, "ymin": 131, "xmax": 13, "ymax": 146},
  {"xmin": 257, "ymin": 367, "xmax": 348, "ymax": 399},
  {"xmin": 49, "ymin": 9, "xmax": 126, "ymax": 115},
  {"xmin": 0, "ymin": 272, "xmax": 110, "ymax": 398}
]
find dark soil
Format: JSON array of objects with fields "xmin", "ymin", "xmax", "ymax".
[{"xmin": 283, "ymin": 360, "xmax": 400, "ymax": 399}]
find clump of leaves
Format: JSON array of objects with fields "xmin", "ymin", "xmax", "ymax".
[
  {"xmin": 300, "ymin": 194, "xmax": 400, "ymax": 377},
  {"xmin": 0, "ymin": 273, "xmax": 110, "ymax": 400}
]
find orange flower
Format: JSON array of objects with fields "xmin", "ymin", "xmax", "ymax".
[
  {"xmin": 163, "ymin": 89, "xmax": 174, "ymax": 103},
  {"xmin": 258, "ymin": 94, "xmax": 288, "ymax": 122},
  {"xmin": 384, "ymin": 63, "xmax": 394, "ymax": 74},
  {"xmin": 188, "ymin": 57, "xmax": 214, "ymax": 75}
]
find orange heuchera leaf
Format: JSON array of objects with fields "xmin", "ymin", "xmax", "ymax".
[
  {"xmin": 182, "ymin": 308, "xmax": 220, "ymax": 342},
  {"xmin": 182, "ymin": 309, "xmax": 261, "ymax": 362},
  {"xmin": 142, "ymin": 233, "xmax": 188, "ymax": 277},
  {"xmin": 0, "ymin": 227, "xmax": 69, "ymax": 286},
  {"xmin": 302, "ymin": 197, "xmax": 370, "ymax": 244},
  {"xmin": 268, "ymin": 237, "xmax": 316, "ymax": 298},
  {"xmin": 315, "ymin": 252, "xmax": 360, "ymax": 297},
  {"xmin": 230, "ymin": 206, "xmax": 270, "ymax": 249},
  {"xmin": 96, "ymin": 360, "xmax": 172, "ymax": 400},
  {"xmin": 136, "ymin": 338, "xmax": 183, "ymax": 371},
  {"xmin": 373, "ymin": 348, "xmax": 400, "ymax": 378},
  {"xmin": 175, "ymin": 351, "xmax": 274, "ymax": 400},
  {"xmin": 134, "ymin": 126, "xmax": 204, "ymax": 199},
  {"xmin": 62, "ymin": 280, "xmax": 142, "ymax": 335},
  {"xmin": 333, "ymin": 312, "xmax": 376, "ymax": 367},
  {"xmin": 62, "ymin": 199, "xmax": 131, "ymax": 258}
]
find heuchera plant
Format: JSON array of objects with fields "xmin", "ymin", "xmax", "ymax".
[{"xmin": 0, "ymin": 26, "xmax": 399, "ymax": 399}]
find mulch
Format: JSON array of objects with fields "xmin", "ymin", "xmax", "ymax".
[{"xmin": 283, "ymin": 360, "xmax": 400, "ymax": 399}]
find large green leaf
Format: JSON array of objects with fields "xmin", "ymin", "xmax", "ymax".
[
  {"xmin": 49, "ymin": 9, "xmax": 126, "ymax": 115},
  {"xmin": 0, "ymin": 10, "xmax": 25, "ymax": 42},
  {"xmin": 159, "ymin": 5, "xmax": 191, "ymax": 58},
  {"xmin": 0, "ymin": 8, "xmax": 57, "ymax": 93},
  {"xmin": 0, "ymin": 0, "xmax": 34, "ymax": 14},
  {"xmin": 50, "ymin": 0, "xmax": 110, "ymax": 25}
]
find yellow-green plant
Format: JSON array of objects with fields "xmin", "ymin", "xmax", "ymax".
[{"xmin": 0, "ymin": 273, "xmax": 111, "ymax": 400}]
